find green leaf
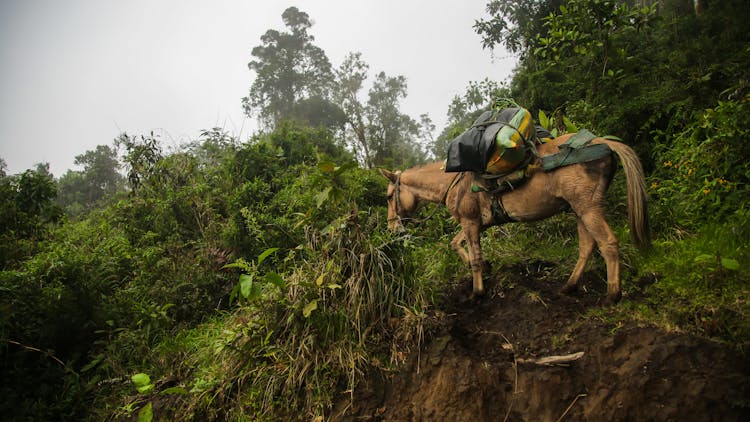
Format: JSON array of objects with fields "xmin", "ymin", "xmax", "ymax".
[
  {"xmin": 248, "ymin": 283, "xmax": 262, "ymax": 302},
  {"xmin": 326, "ymin": 283, "xmax": 342, "ymax": 290},
  {"xmin": 334, "ymin": 161, "xmax": 356, "ymax": 176},
  {"xmin": 132, "ymin": 373, "xmax": 151, "ymax": 388},
  {"xmin": 315, "ymin": 273, "xmax": 325, "ymax": 286},
  {"xmin": 257, "ymin": 247, "xmax": 279, "ymax": 266},
  {"xmin": 229, "ymin": 283, "xmax": 239, "ymax": 304},
  {"xmin": 694, "ymin": 254, "xmax": 715, "ymax": 264},
  {"xmin": 132, "ymin": 373, "xmax": 154, "ymax": 394},
  {"xmin": 222, "ymin": 258, "xmax": 253, "ymax": 272},
  {"xmin": 239, "ymin": 274, "xmax": 254, "ymax": 298},
  {"xmin": 721, "ymin": 258, "xmax": 740, "ymax": 271},
  {"xmin": 81, "ymin": 354, "xmax": 103, "ymax": 372},
  {"xmin": 315, "ymin": 187, "xmax": 332, "ymax": 209},
  {"xmin": 266, "ymin": 271, "xmax": 285, "ymax": 289},
  {"xmin": 318, "ymin": 161, "xmax": 335, "ymax": 173},
  {"xmin": 538, "ymin": 110, "xmax": 550, "ymax": 130},
  {"xmin": 563, "ymin": 116, "xmax": 578, "ymax": 133},
  {"xmin": 137, "ymin": 402, "xmax": 153, "ymax": 422},
  {"xmin": 160, "ymin": 386, "xmax": 189, "ymax": 395},
  {"xmin": 303, "ymin": 300, "xmax": 318, "ymax": 318}
]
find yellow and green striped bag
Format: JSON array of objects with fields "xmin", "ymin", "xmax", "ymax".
[{"xmin": 485, "ymin": 108, "xmax": 533, "ymax": 174}]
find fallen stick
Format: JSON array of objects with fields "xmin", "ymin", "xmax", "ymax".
[{"xmin": 516, "ymin": 351, "xmax": 585, "ymax": 366}]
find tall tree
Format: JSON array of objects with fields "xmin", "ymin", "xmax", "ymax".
[
  {"xmin": 0, "ymin": 163, "xmax": 61, "ymax": 267},
  {"xmin": 335, "ymin": 52, "xmax": 371, "ymax": 165},
  {"xmin": 474, "ymin": 0, "xmax": 565, "ymax": 57},
  {"xmin": 115, "ymin": 132, "xmax": 163, "ymax": 192},
  {"xmin": 335, "ymin": 53, "xmax": 426, "ymax": 168},
  {"xmin": 242, "ymin": 7, "xmax": 335, "ymax": 129},
  {"xmin": 57, "ymin": 145, "xmax": 124, "ymax": 216}
]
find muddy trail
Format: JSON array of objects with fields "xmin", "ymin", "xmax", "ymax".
[{"xmin": 334, "ymin": 261, "xmax": 750, "ymax": 421}]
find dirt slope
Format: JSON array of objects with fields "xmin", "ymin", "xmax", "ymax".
[{"xmin": 334, "ymin": 261, "xmax": 750, "ymax": 421}]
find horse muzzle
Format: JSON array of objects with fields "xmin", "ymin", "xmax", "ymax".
[{"xmin": 387, "ymin": 217, "xmax": 406, "ymax": 233}]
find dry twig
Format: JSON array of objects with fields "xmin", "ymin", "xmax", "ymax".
[{"xmin": 516, "ymin": 351, "xmax": 585, "ymax": 366}]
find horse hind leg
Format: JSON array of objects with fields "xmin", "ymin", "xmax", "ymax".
[
  {"xmin": 579, "ymin": 209, "xmax": 621, "ymax": 304},
  {"xmin": 561, "ymin": 218, "xmax": 596, "ymax": 295}
]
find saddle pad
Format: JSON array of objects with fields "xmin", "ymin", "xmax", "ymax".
[{"xmin": 541, "ymin": 142, "xmax": 612, "ymax": 171}]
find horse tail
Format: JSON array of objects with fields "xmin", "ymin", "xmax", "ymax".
[{"xmin": 602, "ymin": 140, "xmax": 651, "ymax": 248}]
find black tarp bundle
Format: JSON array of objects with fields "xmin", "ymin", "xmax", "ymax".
[{"xmin": 445, "ymin": 108, "xmax": 534, "ymax": 173}]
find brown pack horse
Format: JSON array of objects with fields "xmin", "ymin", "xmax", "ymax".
[{"xmin": 380, "ymin": 134, "xmax": 649, "ymax": 304}]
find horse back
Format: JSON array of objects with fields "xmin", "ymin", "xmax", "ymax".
[{"xmin": 496, "ymin": 136, "xmax": 616, "ymax": 222}]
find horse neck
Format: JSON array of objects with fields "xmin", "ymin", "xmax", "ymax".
[{"xmin": 401, "ymin": 162, "xmax": 455, "ymax": 203}]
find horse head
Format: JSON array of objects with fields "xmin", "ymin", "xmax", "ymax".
[{"xmin": 379, "ymin": 168, "xmax": 417, "ymax": 232}]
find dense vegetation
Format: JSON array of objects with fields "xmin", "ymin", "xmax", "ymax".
[{"xmin": 1, "ymin": 1, "xmax": 748, "ymax": 420}]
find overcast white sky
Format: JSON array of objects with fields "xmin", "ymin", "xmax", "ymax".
[{"xmin": 0, "ymin": 0, "xmax": 515, "ymax": 176}]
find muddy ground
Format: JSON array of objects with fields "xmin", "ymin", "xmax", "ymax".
[{"xmin": 333, "ymin": 261, "xmax": 750, "ymax": 421}]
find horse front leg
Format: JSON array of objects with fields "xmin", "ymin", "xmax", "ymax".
[
  {"xmin": 450, "ymin": 230, "xmax": 470, "ymax": 265},
  {"xmin": 462, "ymin": 222, "xmax": 485, "ymax": 297},
  {"xmin": 451, "ymin": 229, "xmax": 492, "ymax": 273}
]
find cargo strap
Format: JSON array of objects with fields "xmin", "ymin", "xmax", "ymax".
[{"xmin": 491, "ymin": 196, "xmax": 515, "ymax": 224}]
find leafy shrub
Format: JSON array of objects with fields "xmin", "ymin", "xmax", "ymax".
[
  {"xmin": 652, "ymin": 98, "xmax": 750, "ymax": 227},
  {"xmin": 633, "ymin": 218, "xmax": 750, "ymax": 342}
]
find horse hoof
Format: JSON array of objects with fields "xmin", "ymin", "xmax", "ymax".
[
  {"xmin": 482, "ymin": 260, "xmax": 492, "ymax": 274},
  {"xmin": 468, "ymin": 289, "xmax": 485, "ymax": 302},
  {"xmin": 560, "ymin": 284, "xmax": 578, "ymax": 295},
  {"xmin": 604, "ymin": 291, "xmax": 622, "ymax": 306}
]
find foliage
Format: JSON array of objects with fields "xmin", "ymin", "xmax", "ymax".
[
  {"xmin": 116, "ymin": 132, "xmax": 163, "ymax": 192},
  {"xmin": 0, "ymin": 163, "xmax": 62, "ymax": 268},
  {"xmin": 152, "ymin": 213, "xmax": 438, "ymax": 420},
  {"xmin": 243, "ymin": 7, "xmax": 432, "ymax": 169},
  {"xmin": 57, "ymin": 144, "xmax": 124, "ymax": 217},
  {"xmin": 474, "ymin": 0, "xmax": 565, "ymax": 57},
  {"xmin": 479, "ymin": 0, "xmax": 750, "ymax": 165},
  {"xmin": 652, "ymin": 98, "xmax": 750, "ymax": 227},
  {"xmin": 626, "ymin": 218, "xmax": 750, "ymax": 342},
  {"xmin": 335, "ymin": 52, "xmax": 430, "ymax": 168},
  {"xmin": 3, "ymin": 1, "xmax": 750, "ymax": 420},
  {"xmin": 242, "ymin": 7, "xmax": 336, "ymax": 129}
]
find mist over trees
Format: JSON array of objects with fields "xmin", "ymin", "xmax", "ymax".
[
  {"xmin": 243, "ymin": 6, "xmax": 429, "ymax": 168},
  {"xmin": 1, "ymin": 1, "xmax": 749, "ymax": 420}
]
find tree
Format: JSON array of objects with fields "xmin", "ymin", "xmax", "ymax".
[
  {"xmin": 58, "ymin": 145, "xmax": 123, "ymax": 215},
  {"xmin": 0, "ymin": 163, "xmax": 61, "ymax": 268},
  {"xmin": 115, "ymin": 132, "xmax": 162, "ymax": 192},
  {"xmin": 335, "ymin": 52, "xmax": 372, "ymax": 165},
  {"xmin": 242, "ymin": 7, "xmax": 335, "ymax": 129},
  {"xmin": 474, "ymin": 0, "xmax": 565, "ymax": 58},
  {"xmin": 335, "ymin": 53, "xmax": 427, "ymax": 168}
]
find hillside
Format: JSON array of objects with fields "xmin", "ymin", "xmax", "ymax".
[
  {"xmin": 2, "ymin": 2, "xmax": 750, "ymax": 420},
  {"xmin": 337, "ymin": 261, "xmax": 750, "ymax": 421}
]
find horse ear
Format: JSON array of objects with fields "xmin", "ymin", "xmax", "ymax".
[{"xmin": 378, "ymin": 168, "xmax": 398, "ymax": 184}]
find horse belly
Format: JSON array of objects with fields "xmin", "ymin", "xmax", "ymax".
[{"xmin": 500, "ymin": 177, "xmax": 567, "ymax": 222}]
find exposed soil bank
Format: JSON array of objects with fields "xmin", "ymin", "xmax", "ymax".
[{"xmin": 334, "ymin": 261, "xmax": 750, "ymax": 421}]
